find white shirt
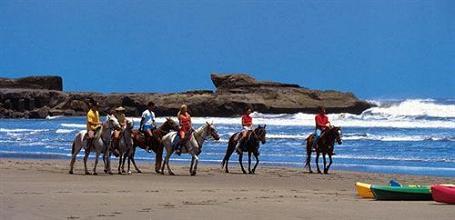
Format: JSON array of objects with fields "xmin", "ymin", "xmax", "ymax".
[{"xmin": 141, "ymin": 109, "xmax": 155, "ymax": 126}]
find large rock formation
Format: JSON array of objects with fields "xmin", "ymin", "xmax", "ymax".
[
  {"xmin": 0, "ymin": 76, "xmax": 63, "ymax": 91},
  {"xmin": 0, "ymin": 74, "xmax": 373, "ymax": 119}
]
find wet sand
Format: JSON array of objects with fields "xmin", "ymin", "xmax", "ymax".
[{"xmin": 1, "ymin": 159, "xmax": 454, "ymax": 220}]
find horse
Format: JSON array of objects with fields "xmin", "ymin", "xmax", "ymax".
[
  {"xmin": 304, "ymin": 126, "xmax": 342, "ymax": 174},
  {"xmin": 129, "ymin": 118, "xmax": 179, "ymax": 173},
  {"xmin": 115, "ymin": 119, "xmax": 134, "ymax": 174},
  {"xmin": 221, "ymin": 125, "xmax": 267, "ymax": 174},
  {"xmin": 69, "ymin": 115, "xmax": 121, "ymax": 175},
  {"xmin": 161, "ymin": 122, "xmax": 220, "ymax": 176}
]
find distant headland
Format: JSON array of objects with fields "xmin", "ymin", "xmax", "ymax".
[{"xmin": 0, "ymin": 74, "xmax": 373, "ymax": 119}]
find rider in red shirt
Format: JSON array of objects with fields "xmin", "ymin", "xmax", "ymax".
[
  {"xmin": 175, "ymin": 104, "xmax": 192, "ymax": 155},
  {"xmin": 236, "ymin": 106, "xmax": 253, "ymax": 153},
  {"xmin": 312, "ymin": 106, "xmax": 332, "ymax": 149}
]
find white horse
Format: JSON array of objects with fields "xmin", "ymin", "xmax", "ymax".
[
  {"xmin": 116, "ymin": 119, "xmax": 134, "ymax": 174},
  {"xmin": 161, "ymin": 122, "xmax": 220, "ymax": 176},
  {"xmin": 69, "ymin": 115, "xmax": 120, "ymax": 175}
]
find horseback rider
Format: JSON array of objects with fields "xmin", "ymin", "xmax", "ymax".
[
  {"xmin": 140, "ymin": 101, "xmax": 157, "ymax": 152},
  {"xmin": 112, "ymin": 106, "xmax": 127, "ymax": 156},
  {"xmin": 235, "ymin": 106, "xmax": 254, "ymax": 153},
  {"xmin": 86, "ymin": 100, "xmax": 102, "ymax": 149},
  {"xmin": 312, "ymin": 106, "xmax": 332, "ymax": 150},
  {"xmin": 175, "ymin": 104, "xmax": 192, "ymax": 155}
]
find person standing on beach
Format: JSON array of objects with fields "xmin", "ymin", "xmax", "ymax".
[
  {"xmin": 140, "ymin": 101, "xmax": 157, "ymax": 152},
  {"xmin": 175, "ymin": 104, "xmax": 192, "ymax": 155},
  {"xmin": 311, "ymin": 106, "xmax": 332, "ymax": 150},
  {"xmin": 86, "ymin": 100, "xmax": 102, "ymax": 149},
  {"xmin": 235, "ymin": 106, "xmax": 254, "ymax": 153}
]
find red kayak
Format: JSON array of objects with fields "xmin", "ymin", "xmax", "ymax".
[{"xmin": 431, "ymin": 184, "xmax": 455, "ymax": 204}]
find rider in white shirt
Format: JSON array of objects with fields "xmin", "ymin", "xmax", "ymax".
[{"xmin": 140, "ymin": 101, "xmax": 157, "ymax": 151}]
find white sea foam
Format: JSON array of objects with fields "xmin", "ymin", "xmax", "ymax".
[
  {"xmin": 55, "ymin": 129, "xmax": 75, "ymax": 134},
  {"xmin": 60, "ymin": 123, "xmax": 86, "ymax": 128}
]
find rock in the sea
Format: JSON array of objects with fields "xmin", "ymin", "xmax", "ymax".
[
  {"xmin": 0, "ymin": 74, "xmax": 374, "ymax": 119},
  {"xmin": 0, "ymin": 76, "xmax": 63, "ymax": 91}
]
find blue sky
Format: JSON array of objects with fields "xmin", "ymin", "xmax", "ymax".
[{"xmin": 1, "ymin": 0, "xmax": 454, "ymax": 99}]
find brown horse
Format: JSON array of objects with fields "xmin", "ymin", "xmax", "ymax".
[
  {"xmin": 304, "ymin": 127, "xmax": 342, "ymax": 174},
  {"xmin": 129, "ymin": 118, "xmax": 179, "ymax": 173},
  {"xmin": 221, "ymin": 125, "xmax": 267, "ymax": 174}
]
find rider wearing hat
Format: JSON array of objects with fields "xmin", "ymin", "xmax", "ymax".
[
  {"xmin": 112, "ymin": 106, "xmax": 127, "ymax": 154},
  {"xmin": 235, "ymin": 106, "xmax": 254, "ymax": 153},
  {"xmin": 86, "ymin": 100, "xmax": 102, "ymax": 148},
  {"xmin": 175, "ymin": 104, "xmax": 192, "ymax": 155}
]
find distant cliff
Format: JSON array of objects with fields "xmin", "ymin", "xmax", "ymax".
[{"xmin": 0, "ymin": 74, "xmax": 373, "ymax": 119}]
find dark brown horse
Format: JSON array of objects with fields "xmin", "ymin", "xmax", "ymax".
[
  {"xmin": 221, "ymin": 125, "xmax": 267, "ymax": 174},
  {"xmin": 129, "ymin": 118, "xmax": 179, "ymax": 173},
  {"xmin": 304, "ymin": 127, "xmax": 342, "ymax": 174}
]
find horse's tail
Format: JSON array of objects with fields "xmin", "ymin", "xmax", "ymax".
[
  {"xmin": 71, "ymin": 141, "xmax": 75, "ymax": 155},
  {"xmin": 303, "ymin": 136, "xmax": 312, "ymax": 168},
  {"xmin": 221, "ymin": 134, "xmax": 237, "ymax": 169}
]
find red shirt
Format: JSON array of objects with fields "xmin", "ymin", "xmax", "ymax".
[
  {"xmin": 315, "ymin": 113, "xmax": 329, "ymax": 130},
  {"xmin": 179, "ymin": 113, "xmax": 191, "ymax": 131},
  {"xmin": 242, "ymin": 114, "xmax": 253, "ymax": 127}
]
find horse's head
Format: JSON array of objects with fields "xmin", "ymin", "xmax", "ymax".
[
  {"xmin": 254, "ymin": 125, "xmax": 267, "ymax": 144},
  {"xmin": 163, "ymin": 117, "xmax": 179, "ymax": 132},
  {"xmin": 107, "ymin": 115, "xmax": 121, "ymax": 130},
  {"xmin": 333, "ymin": 126, "xmax": 342, "ymax": 145},
  {"xmin": 205, "ymin": 121, "xmax": 220, "ymax": 141}
]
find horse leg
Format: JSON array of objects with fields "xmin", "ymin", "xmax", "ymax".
[
  {"xmin": 248, "ymin": 152, "xmax": 252, "ymax": 174},
  {"xmin": 315, "ymin": 152, "xmax": 322, "ymax": 174},
  {"xmin": 131, "ymin": 148, "xmax": 141, "ymax": 173},
  {"xmin": 83, "ymin": 149, "xmax": 91, "ymax": 175},
  {"xmin": 118, "ymin": 154, "xmax": 122, "ymax": 174},
  {"xmin": 252, "ymin": 152, "xmax": 259, "ymax": 174},
  {"xmin": 155, "ymin": 145, "xmax": 163, "ymax": 174},
  {"xmin": 93, "ymin": 151, "xmax": 100, "ymax": 175},
  {"xmin": 190, "ymin": 156, "xmax": 195, "ymax": 175},
  {"xmin": 221, "ymin": 143, "xmax": 235, "ymax": 173},
  {"xmin": 305, "ymin": 140, "xmax": 313, "ymax": 173},
  {"xmin": 164, "ymin": 151, "xmax": 175, "ymax": 175},
  {"xmin": 323, "ymin": 153, "xmax": 328, "ymax": 174},
  {"xmin": 69, "ymin": 141, "xmax": 82, "ymax": 174},
  {"xmin": 191, "ymin": 155, "xmax": 199, "ymax": 176},
  {"xmin": 326, "ymin": 154, "xmax": 333, "ymax": 174},
  {"xmin": 121, "ymin": 153, "xmax": 127, "ymax": 173},
  {"xmin": 239, "ymin": 153, "xmax": 247, "ymax": 174}
]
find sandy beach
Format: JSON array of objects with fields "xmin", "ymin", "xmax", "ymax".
[{"xmin": 1, "ymin": 159, "xmax": 453, "ymax": 220}]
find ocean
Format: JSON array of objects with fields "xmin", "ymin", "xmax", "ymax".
[{"xmin": 1, "ymin": 99, "xmax": 454, "ymax": 177}]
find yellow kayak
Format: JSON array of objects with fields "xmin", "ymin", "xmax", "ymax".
[{"xmin": 356, "ymin": 182, "xmax": 374, "ymax": 198}]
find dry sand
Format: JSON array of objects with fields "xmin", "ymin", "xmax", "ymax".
[{"xmin": 1, "ymin": 159, "xmax": 454, "ymax": 220}]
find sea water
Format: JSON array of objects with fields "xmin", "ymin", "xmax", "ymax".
[{"xmin": 1, "ymin": 99, "xmax": 454, "ymax": 177}]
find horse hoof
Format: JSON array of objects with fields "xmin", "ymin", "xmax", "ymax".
[
  {"xmin": 122, "ymin": 170, "xmax": 126, "ymax": 173},
  {"xmin": 242, "ymin": 171, "xmax": 247, "ymax": 174},
  {"xmin": 191, "ymin": 172, "xmax": 197, "ymax": 176},
  {"xmin": 169, "ymin": 172, "xmax": 175, "ymax": 176},
  {"xmin": 108, "ymin": 171, "xmax": 113, "ymax": 175},
  {"xmin": 317, "ymin": 171, "xmax": 322, "ymax": 174},
  {"xmin": 127, "ymin": 171, "xmax": 132, "ymax": 175},
  {"xmin": 309, "ymin": 171, "xmax": 314, "ymax": 174},
  {"xmin": 93, "ymin": 172, "xmax": 98, "ymax": 176},
  {"xmin": 251, "ymin": 170, "xmax": 256, "ymax": 174},
  {"xmin": 104, "ymin": 169, "xmax": 108, "ymax": 174},
  {"xmin": 85, "ymin": 172, "xmax": 91, "ymax": 175},
  {"xmin": 248, "ymin": 171, "xmax": 253, "ymax": 174},
  {"xmin": 69, "ymin": 170, "xmax": 73, "ymax": 175},
  {"xmin": 137, "ymin": 170, "xmax": 142, "ymax": 174}
]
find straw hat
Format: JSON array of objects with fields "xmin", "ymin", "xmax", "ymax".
[{"xmin": 115, "ymin": 106, "xmax": 126, "ymax": 111}]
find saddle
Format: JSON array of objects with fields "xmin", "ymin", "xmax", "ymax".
[{"xmin": 173, "ymin": 130, "xmax": 193, "ymax": 152}]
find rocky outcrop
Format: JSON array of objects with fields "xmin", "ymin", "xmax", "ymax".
[
  {"xmin": 0, "ymin": 76, "xmax": 63, "ymax": 91},
  {"xmin": 0, "ymin": 74, "xmax": 373, "ymax": 119}
]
